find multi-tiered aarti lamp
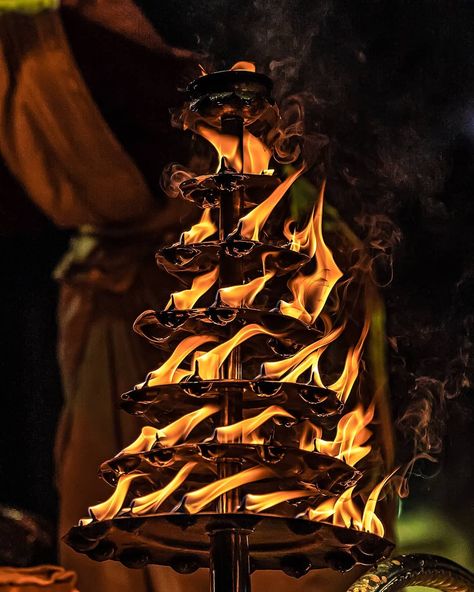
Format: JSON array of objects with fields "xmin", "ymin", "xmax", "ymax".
[{"xmin": 64, "ymin": 65, "xmax": 474, "ymax": 592}]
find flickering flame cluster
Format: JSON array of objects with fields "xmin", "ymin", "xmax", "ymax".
[{"xmin": 80, "ymin": 63, "xmax": 394, "ymax": 540}]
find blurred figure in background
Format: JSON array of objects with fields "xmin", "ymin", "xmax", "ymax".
[{"xmin": 0, "ymin": 1, "xmax": 202, "ymax": 590}]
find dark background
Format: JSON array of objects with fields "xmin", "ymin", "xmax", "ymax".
[{"xmin": 0, "ymin": 0, "xmax": 472, "ymax": 564}]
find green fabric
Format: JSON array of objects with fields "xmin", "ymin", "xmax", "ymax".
[{"xmin": 0, "ymin": 0, "xmax": 58, "ymax": 14}]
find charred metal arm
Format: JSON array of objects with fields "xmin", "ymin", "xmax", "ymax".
[{"xmin": 347, "ymin": 554, "xmax": 474, "ymax": 592}]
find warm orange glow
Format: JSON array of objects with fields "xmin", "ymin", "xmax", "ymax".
[
  {"xmin": 307, "ymin": 488, "xmax": 361, "ymax": 529},
  {"xmin": 332, "ymin": 485, "xmax": 361, "ymax": 529},
  {"xmin": 89, "ymin": 472, "xmax": 144, "ymax": 521},
  {"xmin": 298, "ymin": 420, "xmax": 322, "ymax": 452},
  {"xmin": 230, "ymin": 61, "xmax": 256, "ymax": 72},
  {"xmin": 183, "ymin": 466, "xmax": 274, "ymax": 514},
  {"xmin": 118, "ymin": 426, "xmax": 159, "ymax": 456},
  {"xmin": 307, "ymin": 471, "xmax": 394, "ymax": 536},
  {"xmin": 262, "ymin": 324, "xmax": 344, "ymax": 381},
  {"xmin": 284, "ymin": 211, "xmax": 317, "ymax": 258},
  {"xmin": 166, "ymin": 266, "xmax": 219, "ymax": 310},
  {"xmin": 144, "ymin": 334, "xmax": 218, "ymax": 387},
  {"xmin": 242, "ymin": 130, "xmax": 273, "ymax": 175},
  {"xmin": 283, "ymin": 347, "xmax": 328, "ymax": 386},
  {"xmin": 214, "ymin": 405, "xmax": 294, "ymax": 444},
  {"xmin": 131, "ymin": 462, "xmax": 197, "ymax": 515},
  {"xmin": 195, "ymin": 323, "xmax": 280, "ymax": 380},
  {"xmin": 328, "ymin": 317, "xmax": 370, "ymax": 402},
  {"xmin": 315, "ymin": 403, "xmax": 375, "ymax": 467},
  {"xmin": 77, "ymin": 62, "xmax": 394, "ymax": 542},
  {"xmin": 306, "ymin": 497, "xmax": 336, "ymax": 522},
  {"xmin": 181, "ymin": 209, "xmax": 217, "ymax": 245},
  {"xmin": 360, "ymin": 472, "xmax": 394, "ymax": 537},
  {"xmin": 280, "ymin": 181, "xmax": 343, "ymax": 325},
  {"xmin": 160, "ymin": 405, "xmax": 221, "ymax": 446},
  {"xmin": 244, "ymin": 489, "xmax": 316, "ymax": 513},
  {"xmin": 196, "ymin": 123, "xmax": 272, "ymax": 174},
  {"xmin": 118, "ymin": 407, "xmax": 220, "ymax": 457},
  {"xmin": 218, "ymin": 258, "xmax": 275, "ymax": 307},
  {"xmin": 239, "ymin": 165, "xmax": 306, "ymax": 241}
]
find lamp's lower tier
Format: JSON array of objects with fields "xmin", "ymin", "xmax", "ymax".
[{"xmin": 64, "ymin": 513, "xmax": 393, "ymax": 576}]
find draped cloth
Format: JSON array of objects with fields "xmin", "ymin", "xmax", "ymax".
[
  {"xmin": 0, "ymin": 565, "xmax": 77, "ymax": 592},
  {"xmin": 0, "ymin": 4, "xmax": 393, "ymax": 592}
]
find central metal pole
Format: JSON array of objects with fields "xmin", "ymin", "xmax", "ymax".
[
  {"xmin": 209, "ymin": 114, "xmax": 252, "ymax": 592},
  {"xmin": 209, "ymin": 528, "xmax": 251, "ymax": 592},
  {"xmin": 217, "ymin": 114, "xmax": 245, "ymax": 514}
]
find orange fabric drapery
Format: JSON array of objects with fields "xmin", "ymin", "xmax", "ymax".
[{"xmin": 0, "ymin": 565, "xmax": 77, "ymax": 592}]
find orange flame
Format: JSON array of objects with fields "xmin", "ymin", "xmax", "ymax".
[
  {"xmin": 332, "ymin": 485, "xmax": 361, "ymax": 529},
  {"xmin": 262, "ymin": 324, "xmax": 344, "ymax": 381},
  {"xmin": 213, "ymin": 405, "xmax": 295, "ymax": 444},
  {"xmin": 360, "ymin": 471, "xmax": 395, "ymax": 537},
  {"xmin": 195, "ymin": 323, "xmax": 280, "ymax": 380},
  {"xmin": 328, "ymin": 317, "xmax": 370, "ymax": 402},
  {"xmin": 239, "ymin": 165, "xmax": 306, "ymax": 241},
  {"xmin": 298, "ymin": 420, "xmax": 323, "ymax": 451},
  {"xmin": 131, "ymin": 462, "xmax": 197, "ymax": 515},
  {"xmin": 89, "ymin": 472, "xmax": 144, "ymax": 521},
  {"xmin": 307, "ymin": 487, "xmax": 361, "ymax": 530},
  {"xmin": 306, "ymin": 497, "xmax": 336, "ymax": 522},
  {"xmin": 166, "ymin": 266, "xmax": 219, "ymax": 310},
  {"xmin": 183, "ymin": 466, "xmax": 274, "ymax": 514},
  {"xmin": 160, "ymin": 404, "xmax": 221, "ymax": 446},
  {"xmin": 315, "ymin": 403, "xmax": 375, "ymax": 467},
  {"xmin": 118, "ymin": 405, "xmax": 221, "ymax": 457},
  {"xmin": 280, "ymin": 181, "xmax": 343, "ymax": 325},
  {"xmin": 196, "ymin": 123, "xmax": 272, "ymax": 174},
  {"xmin": 117, "ymin": 426, "xmax": 159, "ymax": 456},
  {"xmin": 284, "ymin": 212, "xmax": 317, "ymax": 258},
  {"xmin": 244, "ymin": 489, "xmax": 316, "ymax": 513},
  {"xmin": 307, "ymin": 471, "xmax": 395, "ymax": 536},
  {"xmin": 230, "ymin": 61, "xmax": 256, "ymax": 72},
  {"xmin": 181, "ymin": 209, "xmax": 217, "ymax": 245},
  {"xmin": 218, "ymin": 254, "xmax": 275, "ymax": 307},
  {"xmin": 144, "ymin": 334, "xmax": 218, "ymax": 387},
  {"xmin": 283, "ymin": 346, "xmax": 328, "ymax": 385}
]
